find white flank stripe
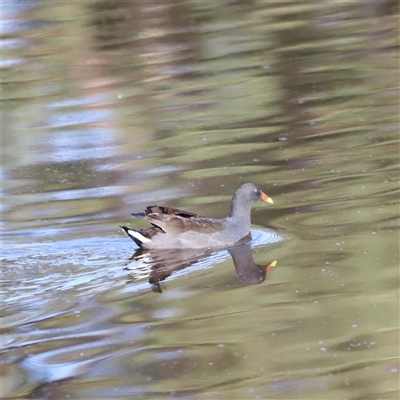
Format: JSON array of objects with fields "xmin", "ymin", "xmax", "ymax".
[{"xmin": 127, "ymin": 229, "xmax": 151, "ymax": 243}]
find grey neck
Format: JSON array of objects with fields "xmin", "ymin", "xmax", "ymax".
[{"xmin": 229, "ymin": 193, "xmax": 252, "ymax": 221}]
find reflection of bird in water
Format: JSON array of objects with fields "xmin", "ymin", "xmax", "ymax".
[
  {"xmin": 125, "ymin": 242, "xmax": 277, "ymax": 292},
  {"xmin": 121, "ymin": 183, "xmax": 273, "ymax": 249},
  {"xmin": 125, "ymin": 248, "xmax": 214, "ymax": 293},
  {"xmin": 228, "ymin": 243, "xmax": 276, "ymax": 285}
]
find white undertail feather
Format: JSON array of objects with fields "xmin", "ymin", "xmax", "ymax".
[{"xmin": 126, "ymin": 228, "xmax": 151, "ymax": 243}]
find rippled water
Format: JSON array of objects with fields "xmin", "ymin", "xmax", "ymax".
[{"xmin": 3, "ymin": 2, "xmax": 399, "ymax": 399}]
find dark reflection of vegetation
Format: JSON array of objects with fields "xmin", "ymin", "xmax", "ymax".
[{"xmin": 125, "ymin": 242, "xmax": 276, "ymax": 293}]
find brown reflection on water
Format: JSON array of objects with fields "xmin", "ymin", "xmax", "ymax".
[{"xmin": 87, "ymin": 1, "xmax": 206, "ymax": 131}]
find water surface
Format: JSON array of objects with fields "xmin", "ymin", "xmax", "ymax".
[{"xmin": 2, "ymin": 2, "xmax": 399, "ymax": 399}]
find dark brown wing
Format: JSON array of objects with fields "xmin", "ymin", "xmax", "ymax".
[
  {"xmin": 144, "ymin": 205, "xmax": 200, "ymax": 219},
  {"xmin": 145, "ymin": 214, "xmax": 223, "ymax": 237}
]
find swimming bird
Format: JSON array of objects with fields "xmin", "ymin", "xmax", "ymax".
[{"xmin": 120, "ymin": 182, "xmax": 273, "ymax": 249}]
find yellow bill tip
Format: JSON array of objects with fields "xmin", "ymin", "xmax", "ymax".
[
  {"xmin": 261, "ymin": 191, "xmax": 273, "ymax": 203},
  {"xmin": 266, "ymin": 260, "xmax": 277, "ymax": 271}
]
